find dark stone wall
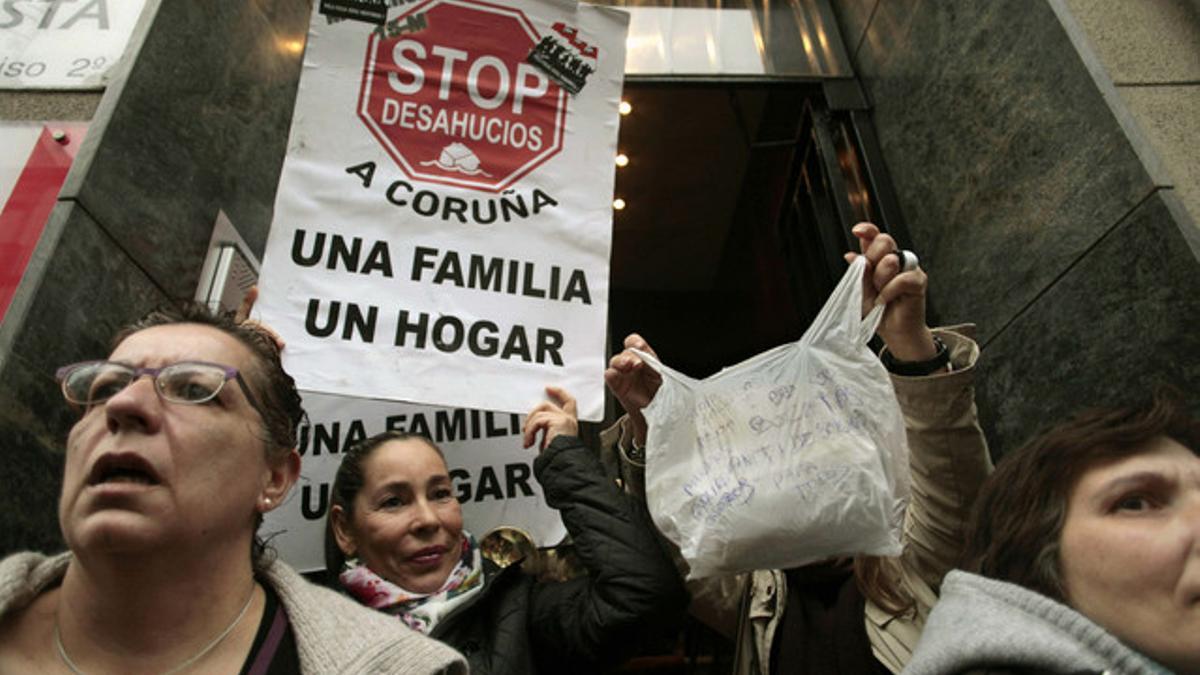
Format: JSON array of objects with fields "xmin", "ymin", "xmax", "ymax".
[
  {"xmin": 830, "ymin": 0, "xmax": 1200, "ymax": 456},
  {"xmin": 0, "ymin": 0, "xmax": 310, "ymax": 556},
  {"xmin": 981, "ymin": 191, "xmax": 1200, "ymax": 452}
]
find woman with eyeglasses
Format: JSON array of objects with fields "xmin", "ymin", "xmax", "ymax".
[{"xmin": 0, "ymin": 304, "xmax": 465, "ymax": 674}]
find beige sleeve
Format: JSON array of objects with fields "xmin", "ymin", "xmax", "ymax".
[{"xmin": 886, "ymin": 324, "xmax": 995, "ymax": 592}]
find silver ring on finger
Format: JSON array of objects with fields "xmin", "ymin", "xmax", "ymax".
[{"xmin": 894, "ymin": 249, "xmax": 919, "ymax": 273}]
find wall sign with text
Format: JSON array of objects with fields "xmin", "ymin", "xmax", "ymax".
[{"xmin": 0, "ymin": 0, "xmax": 148, "ymax": 89}]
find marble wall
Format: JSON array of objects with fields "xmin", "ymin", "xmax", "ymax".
[
  {"xmin": 830, "ymin": 0, "xmax": 1200, "ymax": 456},
  {"xmin": 0, "ymin": 0, "xmax": 309, "ymax": 556}
]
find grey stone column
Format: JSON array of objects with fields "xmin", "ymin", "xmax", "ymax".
[
  {"xmin": 0, "ymin": 0, "xmax": 311, "ymax": 556},
  {"xmin": 830, "ymin": 0, "xmax": 1200, "ymax": 457}
]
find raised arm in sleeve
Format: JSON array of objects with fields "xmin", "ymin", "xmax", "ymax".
[
  {"xmin": 887, "ymin": 325, "xmax": 994, "ymax": 592},
  {"xmin": 526, "ymin": 434, "xmax": 690, "ymax": 672}
]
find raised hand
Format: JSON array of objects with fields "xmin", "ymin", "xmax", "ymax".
[
  {"xmin": 603, "ymin": 333, "xmax": 662, "ymax": 446},
  {"xmin": 234, "ymin": 286, "xmax": 286, "ymax": 351},
  {"xmin": 844, "ymin": 222, "xmax": 936, "ymax": 362},
  {"xmin": 522, "ymin": 386, "xmax": 579, "ymax": 451}
]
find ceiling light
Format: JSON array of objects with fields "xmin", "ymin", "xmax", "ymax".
[
  {"xmin": 615, "ymin": 154, "xmax": 629, "ymax": 167},
  {"xmin": 613, "ymin": 198, "xmax": 626, "ymax": 210},
  {"xmin": 280, "ymin": 39, "xmax": 305, "ymax": 55},
  {"xmin": 618, "ymin": 100, "xmax": 632, "ymax": 115}
]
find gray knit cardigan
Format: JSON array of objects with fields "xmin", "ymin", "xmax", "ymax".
[
  {"xmin": 0, "ymin": 552, "xmax": 467, "ymax": 674},
  {"xmin": 903, "ymin": 570, "xmax": 1173, "ymax": 675}
]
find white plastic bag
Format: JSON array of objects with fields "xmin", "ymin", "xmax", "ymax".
[{"xmin": 638, "ymin": 256, "xmax": 910, "ymax": 579}]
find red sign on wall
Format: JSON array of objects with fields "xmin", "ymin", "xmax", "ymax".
[
  {"xmin": 0, "ymin": 124, "xmax": 86, "ymax": 325},
  {"xmin": 356, "ymin": 0, "xmax": 568, "ymax": 193}
]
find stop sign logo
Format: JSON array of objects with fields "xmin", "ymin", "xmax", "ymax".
[{"xmin": 358, "ymin": 0, "xmax": 569, "ymax": 193}]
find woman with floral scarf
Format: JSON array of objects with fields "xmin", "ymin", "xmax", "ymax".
[{"xmin": 325, "ymin": 386, "xmax": 688, "ymax": 675}]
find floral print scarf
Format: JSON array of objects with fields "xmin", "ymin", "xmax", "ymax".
[{"xmin": 339, "ymin": 532, "xmax": 485, "ymax": 634}]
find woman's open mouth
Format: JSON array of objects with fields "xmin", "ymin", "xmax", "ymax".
[{"xmin": 87, "ymin": 453, "xmax": 161, "ymax": 487}]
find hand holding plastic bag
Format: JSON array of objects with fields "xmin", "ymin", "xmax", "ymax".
[{"xmin": 638, "ymin": 256, "xmax": 910, "ymax": 579}]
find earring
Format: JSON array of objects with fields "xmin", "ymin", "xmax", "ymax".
[{"xmin": 342, "ymin": 556, "xmax": 361, "ymax": 573}]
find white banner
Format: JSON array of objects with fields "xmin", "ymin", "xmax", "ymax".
[
  {"xmin": 0, "ymin": 0, "xmax": 147, "ymax": 89},
  {"xmin": 262, "ymin": 392, "xmax": 567, "ymax": 573},
  {"xmin": 255, "ymin": 1, "xmax": 629, "ymax": 421}
]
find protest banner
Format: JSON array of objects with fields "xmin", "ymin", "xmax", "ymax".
[
  {"xmin": 255, "ymin": 0, "xmax": 629, "ymax": 421},
  {"xmin": 262, "ymin": 391, "xmax": 567, "ymax": 573}
]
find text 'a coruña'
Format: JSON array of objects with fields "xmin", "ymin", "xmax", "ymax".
[
  {"xmin": 290, "ymin": 230, "xmax": 591, "ymax": 305},
  {"xmin": 346, "ymin": 161, "xmax": 558, "ymax": 225}
]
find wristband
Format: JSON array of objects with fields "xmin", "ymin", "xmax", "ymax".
[{"xmin": 881, "ymin": 335, "xmax": 950, "ymax": 376}]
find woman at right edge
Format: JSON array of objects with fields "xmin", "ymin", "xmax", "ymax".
[{"xmin": 601, "ymin": 221, "xmax": 995, "ymax": 673}]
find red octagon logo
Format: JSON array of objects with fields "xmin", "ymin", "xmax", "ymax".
[{"xmin": 358, "ymin": 0, "xmax": 568, "ymax": 193}]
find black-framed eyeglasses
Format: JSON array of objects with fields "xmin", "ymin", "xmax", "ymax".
[{"xmin": 55, "ymin": 360, "xmax": 267, "ymax": 421}]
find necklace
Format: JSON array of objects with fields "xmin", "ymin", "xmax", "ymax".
[{"xmin": 54, "ymin": 584, "xmax": 256, "ymax": 675}]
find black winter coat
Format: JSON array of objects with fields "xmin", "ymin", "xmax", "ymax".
[{"xmin": 430, "ymin": 435, "xmax": 688, "ymax": 675}]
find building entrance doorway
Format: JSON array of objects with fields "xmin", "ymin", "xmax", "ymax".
[
  {"xmin": 601, "ymin": 80, "xmax": 909, "ymax": 671},
  {"xmin": 606, "ymin": 82, "xmax": 904, "ymax": 411}
]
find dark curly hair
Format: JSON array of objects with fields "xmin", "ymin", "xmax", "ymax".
[
  {"xmin": 113, "ymin": 301, "xmax": 307, "ymax": 569},
  {"xmin": 113, "ymin": 302, "xmax": 305, "ymax": 456}
]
